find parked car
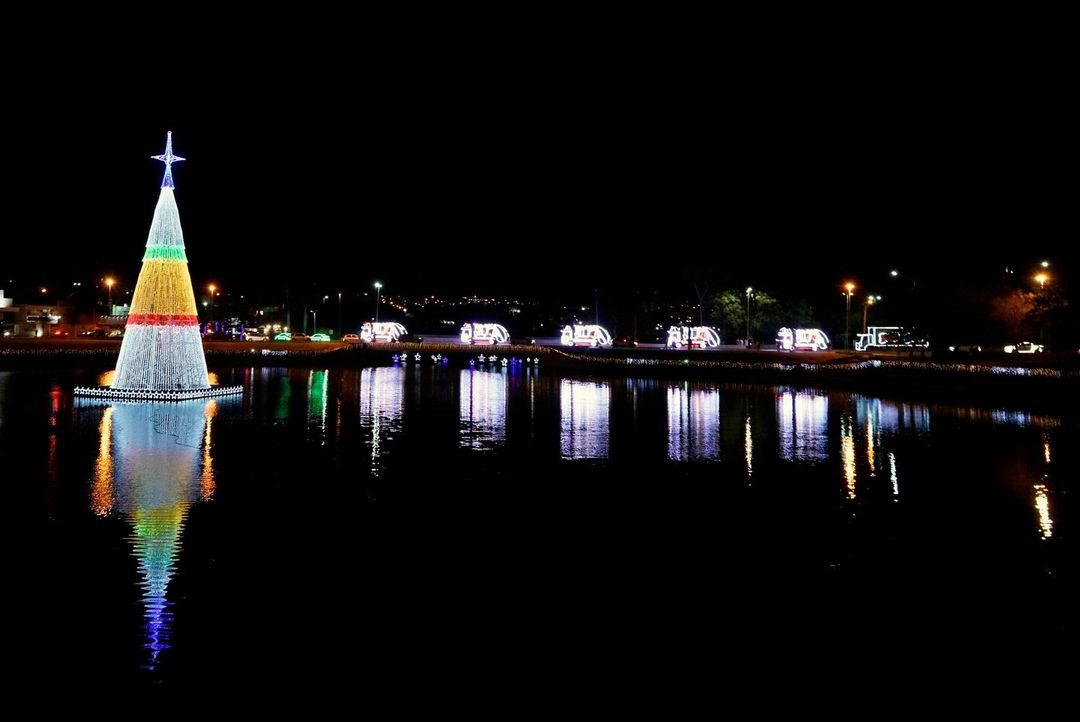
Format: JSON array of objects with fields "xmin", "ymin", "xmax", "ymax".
[
  {"xmin": 291, "ymin": 333, "xmax": 311, "ymax": 342},
  {"xmin": 612, "ymin": 335, "xmax": 638, "ymax": 348},
  {"xmin": 273, "ymin": 332, "xmax": 292, "ymax": 341},
  {"xmin": 1004, "ymin": 341, "xmax": 1044, "ymax": 354},
  {"xmin": 311, "ymin": 333, "xmax": 331, "ymax": 342},
  {"xmin": 342, "ymin": 333, "xmax": 361, "ymax": 344},
  {"xmin": 244, "ymin": 331, "xmax": 269, "ymax": 341}
]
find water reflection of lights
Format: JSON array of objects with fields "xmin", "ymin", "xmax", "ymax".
[
  {"xmin": 200, "ymin": 400, "xmax": 218, "ymax": 501},
  {"xmin": 308, "ymin": 369, "xmax": 328, "ymax": 435},
  {"xmin": 744, "ymin": 415, "xmax": 753, "ymax": 479},
  {"xmin": 360, "ymin": 367, "xmax": 405, "ymax": 474},
  {"xmin": 560, "ymin": 379, "xmax": 610, "ymax": 459},
  {"xmin": 460, "ymin": 369, "xmax": 508, "ymax": 451},
  {"xmin": 840, "ymin": 412, "xmax": 856, "ymax": 499},
  {"xmin": 866, "ymin": 416, "xmax": 876, "ymax": 478},
  {"xmin": 776, "ymin": 389, "xmax": 828, "ymax": 462},
  {"xmin": 1042, "ymin": 432, "xmax": 1051, "ymax": 465},
  {"xmin": 1034, "ymin": 483, "xmax": 1053, "ymax": 539},
  {"xmin": 888, "ymin": 451, "xmax": 899, "ymax": 500},
  {"xmin": 90, "ymin": 407, "xmax": 115, "ymax": 516},
  {"xmin": 81, "ymin": 399, "xmax": 225, "ymax": 670},
  {"xmin": 666, "ymin": 384, "xmax": 720, "ymax": 461}
]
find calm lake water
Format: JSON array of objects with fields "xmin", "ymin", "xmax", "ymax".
[{"xmin": 7, "ymin": 365, "xmax": 1075, "ymax": 686}]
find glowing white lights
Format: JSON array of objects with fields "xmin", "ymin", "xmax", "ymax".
[
  {"xmin": 360, "ymin": 321, "xmax": 408, "ymax": 343},
  {"xmin": 666, "ymin": 326, "xmax": 721, "ymax": 349},
  {"xmin": 855, "ymin": 326, "xmax": 928, "ymax": 352},
  {"xmin": 151, "ymin": 130, "xmax": 185, "ymax": 189},
  {"xmin": 560, "ymin": 324, "xmax": 612, "ymax": 347},
  {"xmin": 1003, "ymin": 342, "xmax": 1044, "ymax": 354},
  {"xmin": 460, "ymin": 322, "xmax": 510, "ymax": 345},
  {"xmin": 112, "ymin": 324, "xmax": 212, "ymax": 391},
  {"xmin": 775, "ymin": 327, "xmax": 830, "ymax": 352}
]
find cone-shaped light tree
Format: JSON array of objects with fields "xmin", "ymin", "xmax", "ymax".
[{"xmin": 94, "ymin": 132, "xmax": 239, "ymax": 399}]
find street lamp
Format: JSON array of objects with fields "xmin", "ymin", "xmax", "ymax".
[
  {"xmin": 105, "ymin": 277, "xmax": 115, "ymax": 310},
  {"xmin": 843, "ymin": 283, "xmax": 856, "ymax": 350},
  {"xmin": 311, "ymin": 308, "xmax": 317, "ymax": 333},
  {"xmin": 745, "ymin": 287, "xmax": 753, "ymax": 348},
  {"xmin": 373, "ymin": 282, "xmax": 382, "ymax": 323},
  {"xmin": 1035, "ymin": 272, "xmax": 1049, "ymax": 289},
  {"xmin": 208, "ymin": 284, "xmax": 217, "ymax": 325},
  {"xmin": 863, "ymin": 295, "xmax": 881, "ymax": 334},
  {"xmin": 890, "ymin": 269, "xmax": 918, "ymax": 290}
]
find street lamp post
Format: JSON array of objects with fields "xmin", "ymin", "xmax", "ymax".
[
  {"xmin": 311, "ymin": 308, "xmax": 317, "ymax": 334},
  {"xmin": 844, "ymin": 283, "xmax": 855, "ymax": 350},
  {"xmin": 208, "ymin": 284, "xmax": 217, "ymax": 326},
  {"xmin": 745, "ymin": 287, "xmax": 753, "ymax": 348},
  {"xmin": 105, "ymin": 277, "xmax": 115, "ymax": 311},
  {"xmin": 337, "ymin": 292, "xmax": 342, "ymax": 338},
  {"xmin": 863, "ymin": 295, "xmax": 881, "ymax": 334},
  {"xmin": 373, "ymin": 282, "xmax": 382, "ymax": 323},
  {"xmin": 1034, "ymin": 272, "xmax": 1050, "ymax": 344}
]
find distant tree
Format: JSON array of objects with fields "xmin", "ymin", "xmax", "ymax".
[
  {"xmin": 710, "ymin": 289, "xmax": 782, "ymax": 342},
  {"xmin": 988, "ymin": 290, "xmax": 1035, "ymax": 338}
]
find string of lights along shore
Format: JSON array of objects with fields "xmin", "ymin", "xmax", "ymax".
[{"xmin": 76, "ymin": 132, "xmax": 240, "ymax": 400}]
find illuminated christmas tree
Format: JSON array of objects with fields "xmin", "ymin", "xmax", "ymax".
[{"xmin": 78, "ymin": 132, "xmax": 239, "ymax": 400}]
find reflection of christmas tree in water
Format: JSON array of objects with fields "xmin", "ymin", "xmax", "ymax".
[
  {"xmin": 76, "ymin": 132, "xmax": 239, "ymax": 400},
  {"xmin": 85, "ymin": 399, "xmax": 223, "ymax": 669}
]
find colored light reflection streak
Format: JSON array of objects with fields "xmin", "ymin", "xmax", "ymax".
[
  {"xmin": 666, "ymin": 384, "xmax": 720, "ymax": 461},
  {"xmin": 460, "ymin": 369, "xmax": 508, "ymax": 451},
  {"xmin": 776, "ymin": 389, "xmax": 828, "ymax": 462},
  {"xmin": 309, "ymin": 370, "xmax": 329, "ymax": 436},
  {"xmin": 1033, "ymin": 484, "xmax": 1053, "ymax": 539},
  {"xmin": 200, "ymin": 401, "xmax": 217, "ymax": 501},
  {"xmin": 888, "ymin": 451, "xmax": 899, "ymax": 500},
  {"xmin": 359, "ymin": 367, "xmax": 405, "ymax": 475},
  {"xmin": 90, "ymin": 407, "xmax": 115, "ymax": 516},
  {"xmin": 275, "ymin": 375, "xmax": 291, "ymax": 421},
  {"xmin": 840, "ymin": 412, "xmax": 857, "ymax": 499},
  {"xmin": 560, "ymin": 379, "xmax": 610, "ymax": 459},
  {"xmin": 744, "ymin": 415, "xmax": 754, "ymax": 479},
  {"xmin": 83, "ymin": 399, "xmax": 221, "ymax": 669}
]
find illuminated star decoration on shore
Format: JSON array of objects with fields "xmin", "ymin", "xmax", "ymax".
[{"xmin": 151, "ymin": 131, "xmax": 186, "ymax": 189}]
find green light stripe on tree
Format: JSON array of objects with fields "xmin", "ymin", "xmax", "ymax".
[{"xmin": 142, "ymin": 246, "xmax": 189, "ymax": 262}]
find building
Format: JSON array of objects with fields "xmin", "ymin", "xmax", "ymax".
[{"xmin": 0, "ymin": 289, "xmax": 65, "ymax": 337}]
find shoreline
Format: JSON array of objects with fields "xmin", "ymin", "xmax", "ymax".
[{"xmin": 3, "ymin": 339, "xmax": 1078, "ymax": 410}]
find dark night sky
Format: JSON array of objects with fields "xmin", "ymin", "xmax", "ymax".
[{"xmin": 4, "ymin": 18, "xmax": 1072, "ymax": 310}]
